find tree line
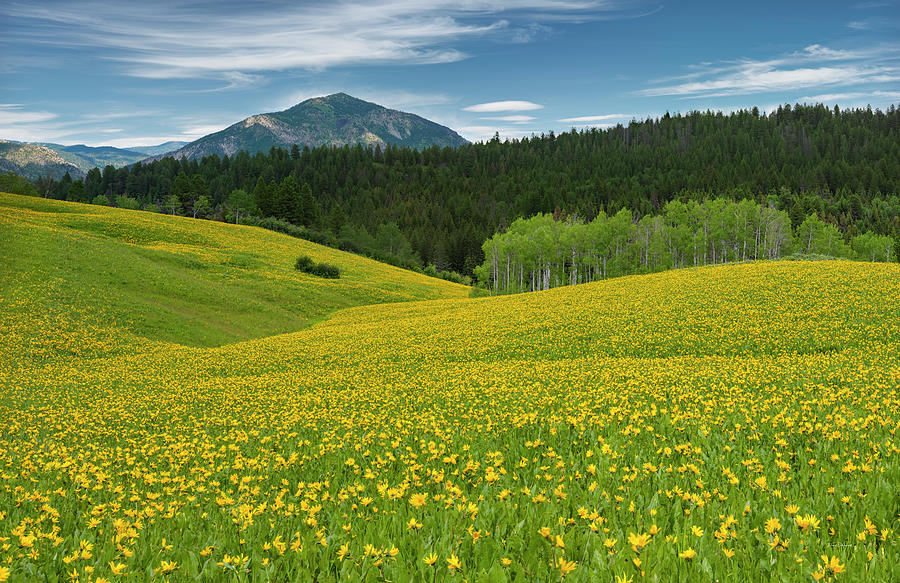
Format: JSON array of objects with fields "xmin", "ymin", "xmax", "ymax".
[
  {"xmin": 9, "ymin": 102, "xmax": 900, "ymax": 276},
  {"xmin": 475, "ymin": 199, "xmax": 895, "ymax": 294}
]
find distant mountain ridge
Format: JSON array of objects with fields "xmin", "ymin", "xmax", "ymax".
[
  {"xmin": 38, "ymin": 143, "xmax": 147, "ymax": 172},
  {"xmin": 149, "ymin": 93, "xmax": 468, "ymax": 161},
  {"xmin": 0, "ymin": 140, "xmax": 85, "ymax": 180},
  {"xmin": 128, "ymin": 142, "xmax": 189, "ymax": 157},
  {"xmin": 1, "ymin": 94, "xmax": 465, "ymax": 177},
  {"xmin": 0, "ymin": 140, "xmax": 190, "ymax": 178}
]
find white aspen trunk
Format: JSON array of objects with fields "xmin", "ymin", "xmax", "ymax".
[
  {"xmin": 571, "ymin": 247, "xmax": 577, "ymax": 285},
  {"xmin": 755, "ymin": 225, "xmax": 761, "ymax": 259},
  {"xmin": 492, "ymin": 247, "xmax": 499, "ymax": 294},
  {"xmin": 506, "ymin": 255, "xmax": 510, "ymax": 292},
  {"xmin": 704, "ymin": 221, "xmax": 709, "ymax": 265}
]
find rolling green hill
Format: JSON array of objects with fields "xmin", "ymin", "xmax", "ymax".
[{"xmin": 0, "ymin": 192, "xmax": 468, "ymax": 354}]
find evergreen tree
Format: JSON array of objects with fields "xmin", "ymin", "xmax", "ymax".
[
  {"xmin": 84, "ymin": 168, "xmax": 103, "ymax": 199},
  {"xmin": 298, "ymin": 182, "xmax": 319, "ymax": 227},
  {"xmin": 253, "ymin": 176, "xmax": 273, "ymax": 216},
  {"xmin": 69, "ymin": 180, "xmax": 86, "ymax": 203},
  {"xmin": 277, "ymin": 176, "xmax": 302, "ymax": 224}
]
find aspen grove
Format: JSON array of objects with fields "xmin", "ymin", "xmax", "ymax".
[{"xmin": 476, "ymin": 198, "xmax": 895, "ymax": 294}]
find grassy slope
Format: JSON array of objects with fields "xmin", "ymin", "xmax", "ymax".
[
  {"xmin": 0, "ymin": 193, "xmax": 468, "ymax": 354},
  {"xmin": 1, "ymin": 192, "xmax": 898, "ymax": 581}
]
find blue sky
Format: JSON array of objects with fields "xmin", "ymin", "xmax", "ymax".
[{"xmin": 1, "ymin": 0, "xmax": 898, "ymax": 147}]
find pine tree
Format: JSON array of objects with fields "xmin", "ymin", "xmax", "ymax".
[
  {"xmin": 253, "ymin": 176, "xmax": 273, "ymax": 216},
  {"xmin": 277, "ymin": 176, "xmax": 302, "ymax": 224},
  {"xmin": 298, "ymin": 182, "xmax": 319, "ymax": 227}
]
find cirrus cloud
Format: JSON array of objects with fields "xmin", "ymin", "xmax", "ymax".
[
  {"xmin": 1, "ymin": 1, "xmax": 660, "ymax": 88},
  {"xmin": 638, "ymin": 44, "xmax": 900, "ymax": 99},
  {"xmin": 480, "ymin": 115, "xmax": 537, "ymax": 122},
  {"xmin": 463, "ymin": 100, "xmax": 544, "ymax": 112},
  {"xmin": 557, "ymin": 113, "xmax": 634, "ymax": 122}
]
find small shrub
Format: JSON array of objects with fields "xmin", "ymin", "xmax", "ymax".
[
  {"xmin": 295, "ymin": 254, "xmax": 314, "ymax": 272},
  {"xmin": 295, "ymin": 254, "xmax": 340, "ymax": 279},
  {"xmin": 310, "ymin": 262, "xmax": 341, "ymax": 279},
  {"xmin": 115, "ymin": 195, "xmax": 140, "ymax": 210}
]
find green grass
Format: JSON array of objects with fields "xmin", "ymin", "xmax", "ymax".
[{"xmin": 0, "ymin": 193, "xmax": 468, "ymax": 352}]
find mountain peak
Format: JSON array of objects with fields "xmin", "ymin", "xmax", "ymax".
[
  {"xmin": 285, "ymin": 92, "xmax": 380, "ymax": 116},
  {"xmin": 151, "ymin": 93, "xmax": 468, "ymax": 161}
]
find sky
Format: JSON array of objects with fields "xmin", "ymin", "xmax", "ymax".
[{"xmin": 1, "ymin": 0, "xmax": 898, "ymax": 148}]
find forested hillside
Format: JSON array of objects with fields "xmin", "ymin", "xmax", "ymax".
[{"xmin": 19, "ymin": 103, "xmax": 900, "ymax": 275}]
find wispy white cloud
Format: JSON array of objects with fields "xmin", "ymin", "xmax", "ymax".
[
  {"xmin": 464, "ymin": 100, "xmax": 544, "ymax": 112},
  {"xmin": 480, "ymin": 115, "xmax": 537, "ymax": 122},
  {"xmin": 95, "ymin": 136, "xmax": 188, "ymax": 148},
  {"xmin": 0, "ymin": 123, "xmax": 76, "ymax": 143},
  {"xmin": 199, "ymin": 72, "xmax": 267, "ymax": 93},
  {"xmin": 557, "ymin": 113, "xmax": 633, "ymax": 122},
  {"xmin": 0, "ymin": 104, "xmax": 66, "ymax": 141},
  {"xmin": 78, "ymin": 109, "xmax": 165, "ymax": 122},
  {"xmin": 846, "ymin": 17, "xmax": 900, "ymax": 31},
  {"xmin": 798, "ymin": 90, "xmax": 900, "ymax": 102},
  {"xmin": 508, "ymin": 22, "xmax": 553, "ymax": 43},
  {"xmin": 0, "ymin": 104, "xmax": 191, "ymax": 144},
  {"xmin": 1, "ymin": 1, "xmax": 658, "ymax": 88},
  {"xmin": 0, "ymin": 104, "xmax": 58, "ymax": 125},
  {"xmin": 853, "ymin": 1, "xmax": 898, "ymax": 9},
  {"xmin": 795, "ymin": 44, "xmax": 858, "ymax": 61},
  {"xmin": 180, "ymin": 125, "xmax": 229, "ymax": 138},
  {"xmin": 644, "ymin": 66, "xmax": 893, "ymax": 98},
  {"xmin": 638, "ymin": 44, "xmax": 900, "ymax": 98}
]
